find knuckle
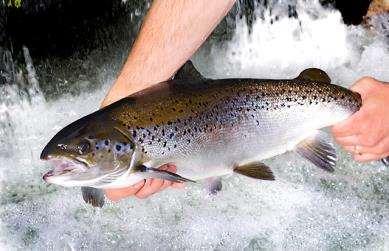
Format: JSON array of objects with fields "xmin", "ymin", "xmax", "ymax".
[
  {"xmin": 360, "ymin": 76, "xmax": 375, "ymax": 83},
  {"xmin": 364, "ymin": 136, "xmax": 377, "ymax": 147}
]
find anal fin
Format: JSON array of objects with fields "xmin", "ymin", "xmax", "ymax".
[
  {"xmin": 205, "ymin": 177, "xmax": 222, "ymax": 195},
  {"xmin": 81, "ymin": 187, "xmax": 105, "ymax": 208},
  {"xmin": 233, "ymin": 162, "xmax": 275, "ymax": 180},
  {"xmin": 295, "ymin": 131, "xmax": 337, "ymax": 172}
]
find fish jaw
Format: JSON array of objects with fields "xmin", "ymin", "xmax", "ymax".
[{"xmin": 42, "ymin": 157, "xmax": 93, "ymax": 187}]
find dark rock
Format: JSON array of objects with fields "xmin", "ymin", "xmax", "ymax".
[
  {"xmin": 320, "ymin": 0, "xmax": 372, "ymax": 25},
  {"xmin": 3, "ymin": 0, "xmax": 149, "ymax": 58}
]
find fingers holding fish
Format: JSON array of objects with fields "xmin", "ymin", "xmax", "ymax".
[
  {"xmin": 333, "ymin": 78, "xmax": 389, "ymax": 162},
  {"xmin": 332, "ymin": 111, "xmax": 365, "ymax": 137},
  {"xmin": 352, "ymin": 152, "xmax": 389, "ymax": 163},
  {"xmin": 335, "ymin": 131, "xmax": 383, "ymax": 148},
  {"xmin": 105, "ymin": 181, "xmax": 145, "ymax": 202},
  {"xmin": 135, "ymin": 164, "xmax": 182, "ymax": 199},
  {"xmin": 350, "ymin": 76, "xmax": 381, "ymax": 99}
]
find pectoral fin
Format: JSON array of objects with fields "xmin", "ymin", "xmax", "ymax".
[
  {"xmin": 233, "ymin": 162, "xmax": 275, "ymax": 180},
  {"xmin": 81, "ymin": 187, "xmax": 105, "ymax": 208},
  {"xmin": 295, "ymin": 131, "xmax": 337, "ymax": 172},
  {"xmin": 137, "ymin": 165, "xmax": 196, "ymax": 183}
]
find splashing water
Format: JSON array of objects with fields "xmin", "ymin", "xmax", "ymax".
[{"xmin": 1, "ymin": 1, "xmax": 388, "ymax": 250}]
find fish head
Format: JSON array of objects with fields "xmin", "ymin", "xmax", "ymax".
[{"xmin": 40, "ymin": 111, "xmax": 136, "ymax": 187}]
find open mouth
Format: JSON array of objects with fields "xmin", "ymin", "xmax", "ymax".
[{"xmin": 43, "ymin": 157, "xmax": 87, "ymax": 181}]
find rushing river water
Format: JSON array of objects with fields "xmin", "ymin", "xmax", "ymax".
[{"xmin": 1, "ymin": 1, "xmax": 388, "ymax": 250}]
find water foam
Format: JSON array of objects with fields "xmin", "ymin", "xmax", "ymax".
[{"xmin": 1, "ymin": 1, "xmax": 388, "ymax": 249}]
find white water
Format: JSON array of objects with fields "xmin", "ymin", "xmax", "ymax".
[{"xmin": 1, "ymin": 1, "xmax": 388, "ymax": 250}]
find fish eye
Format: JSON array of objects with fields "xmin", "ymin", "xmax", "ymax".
[
  {"xmin": 114, "ymin": 142, "xmax": 125, "ymax": 154},
  {"xmin": 78, "ymin": 140, "xmax": 91, "ymax": 154}
]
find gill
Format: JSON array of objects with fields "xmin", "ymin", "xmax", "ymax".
[{"xmin": 93, "ymin": 127, "xmax": 142, "ymax": 186}]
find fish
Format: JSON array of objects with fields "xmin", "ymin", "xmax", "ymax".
[{"xmin": 40, "ymin": 61, "xmax": 363, "ymax": 207}]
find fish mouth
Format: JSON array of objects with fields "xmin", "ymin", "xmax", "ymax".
[{"xmin": 42, "ymin": 157, "xmax": 88, "ymax": 182}]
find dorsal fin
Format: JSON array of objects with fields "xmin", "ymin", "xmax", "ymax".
[
  {"xmin": 174, "ymin": 60, "xmax": 204, "ymax": 80},
  {"xmin": 296, "ymin": 68, "xmax": 331, "ymax": 84}
]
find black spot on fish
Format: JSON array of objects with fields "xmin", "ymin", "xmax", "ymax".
[
  {"xmin": 163, "ymin": 141, "xmax": 167, "ymax": 147},
  {"xmin": 104, "ymin": 140, "xmax": 109, "ymax": 146},
  {"xmin": 167, "ymin": 121, "xmax": 172, "ymax": 125},
  {"xmin": 149, "ymin": 117, "xmax": 153, "ymax": 122},
  {"xmin": 154, "ymin": 126, "xmax": 158, "ymax": 131},
  {"xmin": 174, "ymin": 126, "xmax": 178, "ymax": 132},
  {"xmin": 187, "ymin": 139, "xmax": 191, "ymax": 144},
  {"xmin": 162, "ymin": 129, "xmax": 165, "ymax": 136},
  {"xmin": 132, "ymin": 131, "xmax": 137, "ymax": 138},
  {"xmin": 169, "ymin": 133, "xmax": 174, "ymax": 139},
  {"xmin": 115, "ymin": 145, "xmax": 122, "ymax": 151},
  {"xmin": 173, "ymin": 144, "xmax": 177, "ymax": 148}
]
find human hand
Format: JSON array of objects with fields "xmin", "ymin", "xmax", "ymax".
[
  {"xmin": 332, "ymin": 77, "xmax": 389, "ymax": 162},
  {"xmin": 104, "ymin": 164, "xmax": 185, "ymax": 201}
]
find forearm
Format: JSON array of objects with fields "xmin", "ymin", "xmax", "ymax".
[{"xmin": 102, "ymin": 0, "xmax": 236, "ymax": 106}]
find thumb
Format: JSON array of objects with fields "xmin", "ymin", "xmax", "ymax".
[{"xmin": 350, "ymin": 77, "xmax": 379, "ymax": 99}]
